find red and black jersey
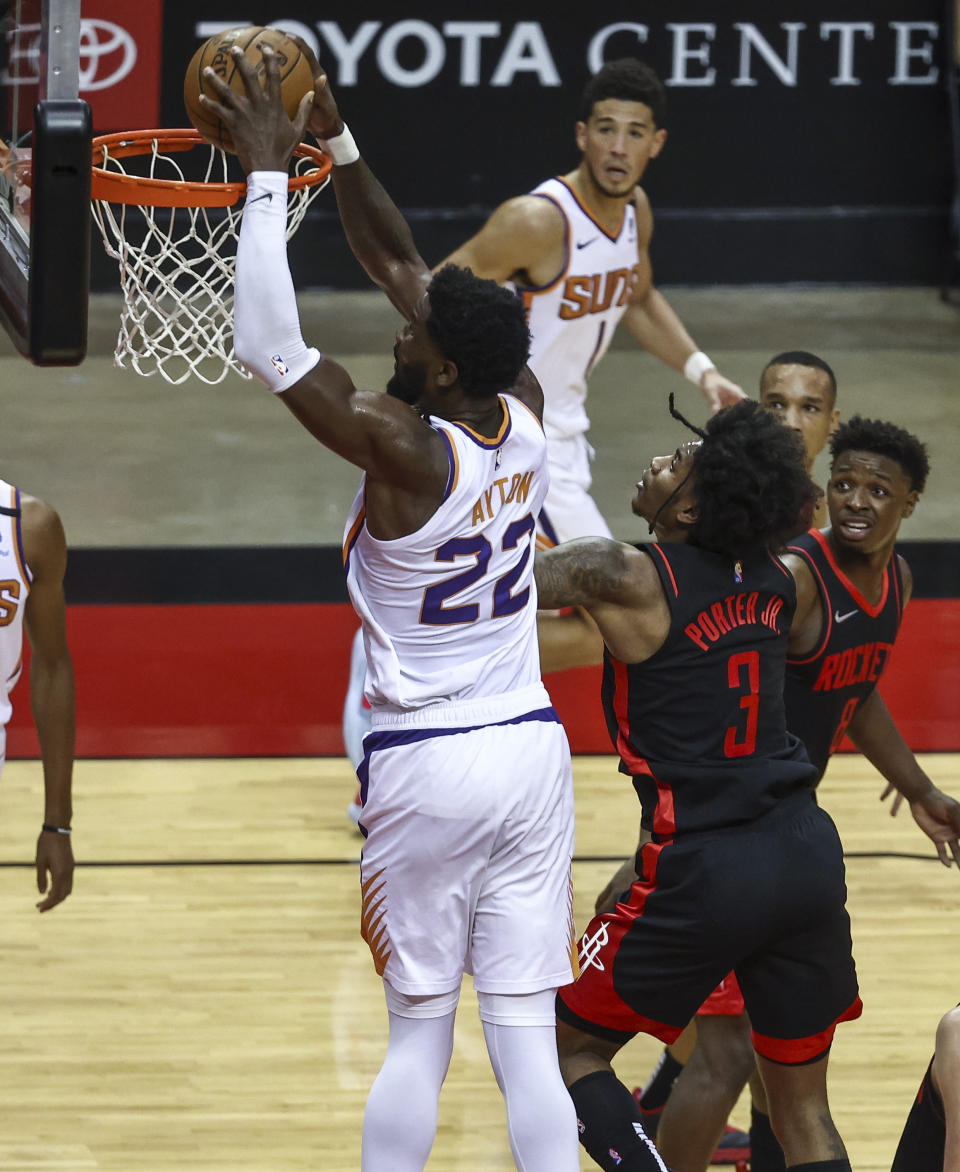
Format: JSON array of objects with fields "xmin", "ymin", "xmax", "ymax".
[
  {"xmin": 601, "ymin": 542, "xmax": 816, "ymax": 839},
  {"xmin": 785, "ymin": 528, "xmax": 904, "ymax": 781}
]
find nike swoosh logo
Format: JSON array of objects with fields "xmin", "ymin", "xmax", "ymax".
[
  {"xmin": 576, "ymin": 237, "xmax": 598, "ymax": 250},
  {"xmin": 247, "ymin": 191, "xmax": 273, "ymax": 205},
  {"xmin": 834, "ymin": 608, "xmax": 858, "ymax": 623}
]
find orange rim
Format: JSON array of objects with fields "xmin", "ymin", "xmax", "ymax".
[{"xmin": 90, "ymin": 129, "xmax": 332, "ymax": 209}]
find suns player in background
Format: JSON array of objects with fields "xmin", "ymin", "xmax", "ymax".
[
  {"xmin": 0, "ymin": 481, "xmax": 75, "ymax": 911},
  {"xmin": 342, "ymin": 57, "xmax": 746, "ymax": 811}
]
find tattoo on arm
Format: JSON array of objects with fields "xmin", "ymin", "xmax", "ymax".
[{"xmin": 534, "ymin": 540, "xmax": 629, "ymax": 610}]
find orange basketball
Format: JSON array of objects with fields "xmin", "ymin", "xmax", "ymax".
[{"xmin": 184, "ymin": 26, "xmax": 314, "ymax": 152}]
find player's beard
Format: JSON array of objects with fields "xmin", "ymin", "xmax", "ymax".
[{"xmin": 387, "ymin": 362, "xmax": 428, "ymax": 406}]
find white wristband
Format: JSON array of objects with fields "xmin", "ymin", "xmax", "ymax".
[
  {"xmin": 319, "ymin": 123, "xmax": 360, "ymax": 166},
  {"xmin": 683, "ymin": 350, "xmax": 716, "ymax": 387}
]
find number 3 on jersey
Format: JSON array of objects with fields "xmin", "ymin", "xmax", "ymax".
[
  {"xmin": 724, "ymin": 650, "xmax": 760, "ymax": 758},
  {"xmin": 420, "ymin": 515, "xmax": 536, "ymax": 625}
]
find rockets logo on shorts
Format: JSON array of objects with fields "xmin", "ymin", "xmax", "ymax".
[
  {"xmin": 578, "ymin": 922, "xmax": 610, "ymax": 971},
  {"xmin": 270, "ymin": 354, "xmax": 289, "ymax": 376}
]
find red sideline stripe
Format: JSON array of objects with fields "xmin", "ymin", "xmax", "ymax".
[{"xmin": 4, "ymin": 598, "xmax": 959, "ymax": 759}]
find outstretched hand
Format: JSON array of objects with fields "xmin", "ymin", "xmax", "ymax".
[
  {"xmin": 199, "ymin": 44, "xmax": 314, "ymax": 174},
  {"xmin": 701, "ymin": 369, "xmax": 747, "ymax": 413},
  {"xmin": 910, "ymin": 787, "xmax": 960, "ymax": 869}
]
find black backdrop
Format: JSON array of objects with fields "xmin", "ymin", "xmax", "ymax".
[{"xmin": 96, "ymin": 3, "xmax": 957, "ymax": 287}]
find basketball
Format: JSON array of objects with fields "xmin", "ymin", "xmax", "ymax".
[{"xmin": 183, "ymin": 26, "xmax": 314, "ymax": 152}]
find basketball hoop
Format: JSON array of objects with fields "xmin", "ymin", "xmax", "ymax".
[{"xmin": 90, "ymin": 129, "xmax": 332, "ymax": 385}]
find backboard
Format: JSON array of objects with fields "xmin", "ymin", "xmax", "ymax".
[{"xmin": 0, "ymin": 0, "xmax": 90, "ymax": 364}]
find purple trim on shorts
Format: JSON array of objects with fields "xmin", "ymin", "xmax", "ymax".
[{"xmin": 355, "ymin": 705, "xmax": 561, "ymax": 833}]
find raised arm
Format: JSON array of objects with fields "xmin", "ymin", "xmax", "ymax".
[
  {"xmin": 299, "ymin": 54, "xmax": 431, "ymax": 320},
  {"xmin": 21, "ymin": 496, "xmax": 75, "ymax": 911},
  {"xmin": 620, "ymin": 190, "xmax": 744, "ymax": 413},
  {"xmin": 201, "ymin": 46, "xmax": 450, "ymax": 508},
  {"xmin": 439, "ymin": 195, "xmax": 566, "ymax": 286}
]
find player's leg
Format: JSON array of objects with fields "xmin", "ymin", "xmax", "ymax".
[
  {"xmin": 559, "ymin": 1019, "xmax": 669, "ymax": 1172},
  {"xmin": 556, "ymin": 836, "xmax": 737, "ymax": 1172},
  {"xmin": 361, "ymin": 983, "xmax": 458, "ymax": 1171},
  {"xmin": 470, "ymin": 717, "xmax": 580, "ymax": 1171},
  {"xmin": 738, "ymin": 799, "xmax": 860, "ymax": 1171},
  {"xmin": 934, "ymin": 1006, "xmax": 960, "ymax": 1172},
  {"xmin": 632, "ymin": 1027, "xmax": 694, "ymax": 1137},
  {"xmin": 478, "ymin": 990, "xmax": 580, "ymax": 1171},
  {"xmin": 754, "ymin": 1051, "xmax": 848, "ymax": 1170},
  {"xmin": 655, "ymin": 1010, "xmax": 754, "ymax": 1172},
  {"xmin": 358, "ymin": 730, "xmax": 504, "ymax": 1162}
]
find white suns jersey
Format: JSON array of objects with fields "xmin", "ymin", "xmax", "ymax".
[
  {"xmin": 343, "ymin": 395, "xmax": 547, "ymax": 713},
  {"xmin": 516, "ymin": 176, "xmax": 641, "ymax": 443},
  {"xmin": 0, "ymin": 481, "xmax": 31, "ymax": 759}
]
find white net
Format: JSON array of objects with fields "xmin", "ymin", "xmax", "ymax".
[{"xmin": 91, "ymin": 135, "xmax": 330, "ymax": 385}]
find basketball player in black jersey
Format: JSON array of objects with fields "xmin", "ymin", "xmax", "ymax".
[
  {"xmin": 892, "ymin": 1003, "xmax": 960, "ymax": 1170},
  {"xmin": 601, "ymin": 416, "xmax": 960, "ymax": 1172},
  {"xmin": 535, "ymin": 398, "xmax": 858, "ymax": 1172}
]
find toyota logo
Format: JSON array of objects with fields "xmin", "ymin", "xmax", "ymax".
[
  {"xmin": 79, "ymin": 19, "xmax": 137, "ymax": 91},
  {"xmin": 4, "ymin": 19, "xmax": 137, "ymax": 90}
]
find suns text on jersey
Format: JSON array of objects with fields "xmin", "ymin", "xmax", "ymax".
[
  {"xmin": 683, "ymin": 592, "xmax": 785, "ymax": 651},
  {"xmin": 558, "ymin": 265, "xmax": 642, "ymax": 320},
  {"xmin": 471, "ymin": 470, "xmax": 535, "ymax": 525}
]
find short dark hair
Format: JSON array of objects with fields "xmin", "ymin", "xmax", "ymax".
[
  {"xmin": 829, "ymin": 416, "xmax": 930, "ymax": 492},
  {"xmin": 425, "ymin": 265, "xmax": 530, "ymax": 399},
  {"xmin": 760, "ymin": 351, "xmax": 838, "ymax": 403},
  {"xmin": 689, "ymin": 400, "xmax": 817, "ymax": 558},
  {"xmin": 579, "ymin": 58, "xmax": 666, "ymax": 128}
]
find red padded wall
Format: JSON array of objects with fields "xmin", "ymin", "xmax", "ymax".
[{"xmin": 6, "ymin": 598, "xmax": 959, "ymax": 758}]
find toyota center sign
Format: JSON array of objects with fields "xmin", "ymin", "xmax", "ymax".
[{"xmin": 84, "ymin": 1, "xmax": 958, "ymax": 284}]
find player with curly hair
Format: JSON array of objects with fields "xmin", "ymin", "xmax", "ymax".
[
  {"xmin": 601, "ymin": 415, "xmax": 960, "ymax": 1172},
  {"xmin": 533, "ymin": 399, "xmax": 859, "ymax": 1172}
]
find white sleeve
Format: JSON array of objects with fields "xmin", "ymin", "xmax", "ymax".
[{"xmin": 234, "ymin": 170, "xmax": 321, "ymax": 393}]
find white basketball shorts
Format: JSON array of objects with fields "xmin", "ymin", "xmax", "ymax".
[{"xmin": 357, "ymin": 707, "xmax": 576, "ymax": 997}]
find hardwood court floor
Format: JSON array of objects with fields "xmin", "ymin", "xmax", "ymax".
[{"xmin": 0, "ymin": 753, "xmax": 956, "ymax": 1171}]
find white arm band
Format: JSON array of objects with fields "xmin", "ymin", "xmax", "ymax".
[
  {"xmin": 683, "ymin": 350, "xmax": 716, "ymax": 387},
  {"xmin": 234, "ymin": 171, "xmax": 321, "ymax": 393},
  {"xmin": 317, "ymin": 123, "xmax": 360, "ymax": 166}
]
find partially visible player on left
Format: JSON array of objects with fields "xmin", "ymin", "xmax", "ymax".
[{"xmin": 0, "ymin": 481, "xmax": 76, "ymax": 910}]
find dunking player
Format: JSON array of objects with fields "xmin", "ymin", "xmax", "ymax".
[
  {"xmin": 630, "ymin": 348, "xmax": 842, "ymax": 1167},
  {"xmin": 0, "ymin": 480, "xmax": 75, "ymax": 910},
  {"xmin": 204, "ymin": 46, "xmax": 579, "ymax": 1172},
  {"xmin": 892, "ymin": 1003, "xmax": 960, "ymax": 1170},
  {"xmin": 341, "ymin": 58, "xmax": 746, "ymax": 795},
  {"xmin": 618, "ymin": 417, "xmax": 960, "ymax": 1172},
  {"xmin": 535, "ymin": 398, "xmax": 859, "ymax": 1172}
]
